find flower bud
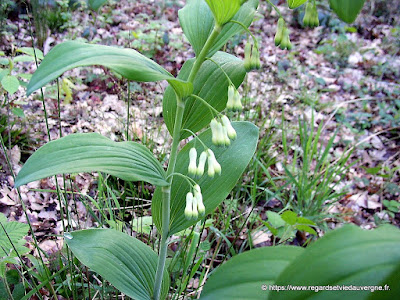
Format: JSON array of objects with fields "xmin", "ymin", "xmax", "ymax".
[
  {"xmin": 226, "ymin": 85, "xmax": 235, "ymax": 110},
  {"xmin": 251, "ymin": 46, "xmax": 261, "ymax": 70},
  {"xmin": 196, "ymin": 151, "xmax": 208, "ymax": 177},
  {"xmin": 303, "ymin": 2, "xmax": 312, "ymax": 27},
  {"xmin": 312, "ymin": 7, "xmax": 319, "ymax": 27},
  {"xmin": 207, "ymin": 155, "xmax": 215, "ymax": 178},
  {"xmin": 191, "ymin": 193, "xmax": 198, "ymax": 219},
  {"xmin": 244, "ymin": 41, "xmax": 253, "ymax": 71},
  {"xmin": 196, "ymin": 191, "xmax": 205, "ymax": 216},
  {"xmin": 233, "ymin": 90, "xmax": 243, "ymax": 111},
  {"xmin": 279, "ymin": 27, "xmax": 292, "ymax": 50},
  {"xmin": 207, "ymin": 149, "xmax": 221, "ymax": 175},
  {"xmin": 185, "ymin": 192, "xmax": 194, "ymax": 220},
  {"xmin": 188, "ymin": 148, "xmax": 197, "ymax": 176},
  {"xmin": 194, "ymin": 184, "xmax": 201, "ymax": 195},
  {"xmin": 221, "ymin": 116, "xmax": 237, "ymax": 140},
  {"xmin": 220, "ymin": 123, "xmax": 229, "ymax": 146},
  {"xmin": 215, "ymin": 122, "xmax": 224, "ymax": 146},
  {"xmin": 275, "ymin": 18, "xmax": 285, "ymax": 46},
  {"xmin": 210, "ymin": 119, "xmax": 219, "ymax": 145},
  {"xmin": 221, "ymin": 124, "xmax": 231, "ymax": 146},
  {"xmin": 192, "ymin": 184, "xmax": 202, "ymax": 219}
]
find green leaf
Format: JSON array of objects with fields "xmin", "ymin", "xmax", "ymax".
[
  {"xmin": 179, "ymin": 0, "xmax": 258, "ymax": 57},
  {"xmin": 17, "ymin": 73, "xmax": 32, "ymax": 80},
  {"xmin": 132, "ymin": 216, "xmax": 153, "ymax": 235},
  {"xmin": 153, "ymin": 122, "xmax": 258, "ymax": 235},
  {"xmin": 1, "ymin": 75, "xmax": 19, "ymax": 95},
  {"xmin": 205, "ymin": 0, "xmax": 242, "ymax": 25},
  {"xmin": 365, "ymin": 166, "xmax": 381, "ymax": 175},
  {"xmin": 14, "ymin": 133, "xmax": 168, "ymax": 188},
  {"xmin": 390, "ymin": 201, "xmax": 400, "ymax": 208},
  {"xmin": 295, "ymin": 224, "xmax": 317, "ymax": 235},
  {"xmin": 13, "ymin": 55, "xmax": 36, "ymax": 63},
  {"xmin": 201, "ymin": 246, "xmax": 304, "ymax": 299},
  {"xmin": 266, "ymin": 211, "xmax": 285, "ymax": 228},
  {"xmin": 16, "ymin": 47, "xmax": 44, "ymax": 60},
  {"xmin": 178, "ymin": 0, "xmax": 214, "ymax": 57},
  {"xmin": 26, "ymin": 41, "xmax": 192, "ymax": 97},
  {"xmin": 65, "ymin": 229, "xmax": 169, "ymax": 300},
  {"xmin": 87, "ymin": 0, "xmax": 108, "ymax": 11},
  {"xmin": 329, "ymin": 0, "xmax": 366, "ymax": 23},
  {"xmin": 164, "ymin": 52, "xmax": 247, "ymax": 139},
  {"xmin": 287, "ymin": 0, "xmax": 308, "ymax": 9},
  {"xmin": 271, "ymin": 225, "xmax": 400, "ymax": 299},
  {"xmin": 0, "ymin": 69, "xmax": 9, "ymax": 82},
  {"xmin": 369, "ymin": 262, "xmax": 400, "ymax": 300},
  {"xmin": 281, "ymin": 210, "xmax": 297, "ymax": 225},
  {"xmin": 0, "ymin": 257, "xmax": 19, "ymax": 278},
  {"xmin": 0, "ymin": 58, "xmax": 9, "ymax": 66},
  {"xmin": 296, "ymin": 216, "xmax": 316, "ymax": 226},
  {"xmin": 11, "ymin": 107, "xmax": 25, "ymax": 118},
  {"xmin": 0, "ymin": 213, "xmax": 30, "ymax": 259},
  {"xmin": 264, "ymin": 222, "xmax": 278, "ymax": 236}
]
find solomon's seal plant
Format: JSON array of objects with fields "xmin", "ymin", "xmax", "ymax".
[
  {"xmin": 12, "ymin": 0, "xmax": 390, "ymax": 299},
  {"xmin": 16, "ymin": 1, "xmax": 260, "ymax": 299}
]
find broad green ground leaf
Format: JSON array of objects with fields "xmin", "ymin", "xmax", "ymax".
[
  {"xmin": 1, "ymin": 75, "xmax": 19, "ymax": 94},
  {"xmin": 16, "ymin": 47, "xmax": 44, "ymax": 60},
  {"xmin": 369, "ymin": 262, "xmax": 400, "ymax": 300},
  {"xmin": 0, "ymin": 69, "xmax": 8, "ymax": 82},
  {"xmin": 0, "ymin": 213, "xmax": 30, "ymax": 261},
  {"xmin": 164, "ymin": 52, "xmax": 246, "ymax": 139},
  {"xmin": 13, "ymin": 55, "xmax": 36, "ymax": 63},
  {"xmin": 329, "ymin": 0, "xmax": 366, "ymax": 23},
  {"xmin": 11, "ymin": 107, "xmax": 25, "ymax": 118},
  {"xmin": 287, "ymin": 0, "xmax": 308, "ymax": 9},
  {"xmin": 205, "ymin": 0, "xmax": 241, "ymax": 25},
  {"xmin": 26, "ymin": 41, "xmax": 192, "ymax": 97},
  {"xmin": 15, "ymin": 133, "xmax": 168, "ymax": 188},
  {"xmin": 152, "ymin": 122, "xmax": 259, "ymax": 235},
  {"xmin": 87, "ymin": 0, "xmax": 108, "ymax": 11},
  {"xmin": 201, "ymin": 246, "xmax": 304, "ymax": 299},
  {"xmin": 179, "ymin": 0, "xmax": 258, "ymax": 57},
  {"xmin": 271, "ymin": 225, "xmax": 400, "ymax": 300},
  {"xmin": 267, "ymin": 211, "xmax": 285, "ymax": 228},
  {"xmin": 65, "ymin": 229, "xmax": 169, "ymax": 300}
]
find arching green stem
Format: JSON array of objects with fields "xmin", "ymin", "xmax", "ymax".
[
  {"xmin": 205, "ymin": 57, "xmax": 235, "ymax": 86},
  {"xmin": 265, "ymin": 0, "xmax": 283, "ymax": 18},
  {"xmin": 228, "ymin": 19, "xmax": 259, "ymax": 48},
  {"xmin": 153, "ymin": 24, "xmax": 222, "ymax": 300},
  {"xmin": 190, "ymin": 94, "xmax": 221, "ymax": 118}
]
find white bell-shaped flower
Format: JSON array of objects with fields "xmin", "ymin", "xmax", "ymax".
[
  {"xmin": 188, "ymin": 148, "xmax": 197, "ymax": 176},
  {"xmin": 196, "ymin": 151, "xmax": 208, "ymax": 177},
  {"xmin": 226, "ymin": 85, "xmax": 235, "ymax": 110},
  {"xmin": 207, "ymin": 149, "xmax": 221, "ymax": 175},
  {"xmin": 221, "ymin": 115, "xmax": 237, "ymax": 140},
  {"xmin": 185, "ymin": 192, "xmax": 194, "ymax": 220}
]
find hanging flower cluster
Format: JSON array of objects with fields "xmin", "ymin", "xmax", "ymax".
[
  {"xmin": 303, "ymin": 1, "xmax": 319, "ymax": 28},
  {"xmin": 244, "ymin": 41, "xmax": 261, "ymax": 71},
  {"xmin": 274, "ymin": 17, "xmax": 292, "ymax": 50},
  {"xmin": 188, "ymin": 148, "xmax": 221, "ymax": 178},
  {"xmin": 185, "ymin": 184, "xmax": 205, "ymax": 220},
  {"xmin": 226, "ymin": 85, "xmax": 243, "ymax": 111},
  {"xmin": 210, "ymin": 116, "xmax": 237, "ymax": 146},
  {"xmin": 183, "ymin": 64, "xmax": 242, "ymax": 222}
]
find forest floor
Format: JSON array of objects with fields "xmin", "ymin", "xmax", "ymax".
[{"xmin": 0, "ymin": 0, "xmax": 399, "ymax": 256}]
